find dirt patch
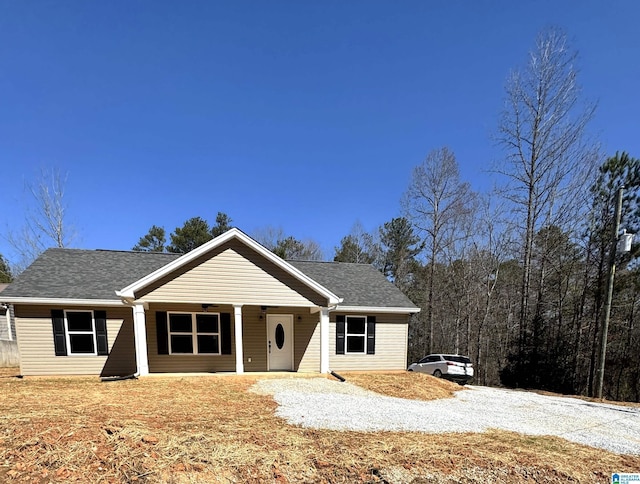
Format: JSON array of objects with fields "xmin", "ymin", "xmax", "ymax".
[{"xmin": 0, "ymin": 374, "xmax": 637, "ymax": 483}]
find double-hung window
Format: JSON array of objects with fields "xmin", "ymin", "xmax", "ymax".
[
  {"xmin": 65, "ymin": 310, "xmax": 97, "ymax": 355},
  {"xmin": 345, "ymin": 315, "xmax": 367, "ymax": 353},
  {"xmin": 335, "ymin": 314, "xmax": 376, "ymax": 355},
  {"xmin": 51, "ymin": 309, "xmax": 108, "ymax": 357},
  {"xmin": 168, "ymin": 312, "xmax": 220, "ymax": 355}
]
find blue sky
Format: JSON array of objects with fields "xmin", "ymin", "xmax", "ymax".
[{"xmin": 1, "ymin": 1, "xmax": 638, "ymax": 263}]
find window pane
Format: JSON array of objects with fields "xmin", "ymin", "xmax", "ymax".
[
  {"xmin": 197, "ymin": 335, "xmax": 219, "ymax": 354},
  {"xmin": 347, "ymin": 335, "xmax": 365, "ymax": 353},
  {"xmin": 196, "ymin": 314, "xmax": 219, "ymax": 333},
  {"xmin": 347, "ymin": 317, "xmax": 366, "ymax": 334},
  {"xmin": 171, "ymin": 335, "xmax": 193, "ymax": 353},
  {"xmin": 169, "ymin": 314, "xmax": 192, "ymax": 332},
  {"xmin": 69, "ymin": 334, "xmax": 95, "ymax": 353},
  {"xmin": 67, "ymin": 312, "xmax": 93, "ymax": 332}
]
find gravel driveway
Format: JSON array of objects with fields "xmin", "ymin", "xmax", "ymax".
[{"xmin": 251, "ymin": 378, "xmax": 640, "ymax": 455}]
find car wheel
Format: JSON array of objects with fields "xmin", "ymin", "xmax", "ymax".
[
  {"xmin": 433, "ymin": 369, "xmax": 442, "ymax": 378},
  {"xmin": 408, "ymin": 368, "xmax": 414, "ymax": 371}
]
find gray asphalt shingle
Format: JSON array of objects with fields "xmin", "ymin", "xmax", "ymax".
[
  {"xmin": 0, "ymin": 249, "xmax": 180, "ymax": 300},
  {"xmin": 289, "ymin": 260, "xmax": 416, "ymax": 308},
  {"xmin": 1, "ymin": 248, "xmax": 418, "ymax": 310}
]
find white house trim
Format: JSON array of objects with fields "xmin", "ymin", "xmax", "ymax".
[
  {"xmin": 319, "ymin": 307, "xmax": 329, "ymax": 373},
  {"xmin": 333, "ymin": 305, "xmax": 421, "ymax": 314},
  {"xmin": 0, "ymin": 297, "xmax": 126, "ymax": 307},
  {"xmin": 116, "ymin": 228, "xmax": 342, "ymax": 305},
  {"xmin": 133, "ymin": 303, "xmax": 149, "ymax": 376},
  {"xmin": 233, "ymin": 304, "xmax": 244, "ymax": 374},
  {"xmin": 2, "ymin": 304, "xmax": 13, "ymax": 341}
]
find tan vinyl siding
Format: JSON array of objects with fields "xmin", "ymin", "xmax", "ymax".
[
  {"xmin": 295, "ymin": 312, "xmax": 320, "ymax": 372},
  {"xmin": 240, "ymin": 306, "xmax": 268, "ymax": 372},
  {"xmin": 14, "ymin": 305, "xmax": 135, "ymax": 376},
  {"xmin": 329, "ymin": 312, "xmax": 409, "ymax": 371},
  {"xmin": 138, "ymin": 240, "xmax": 327, "ymax": 307}
]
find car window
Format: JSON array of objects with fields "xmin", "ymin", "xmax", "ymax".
[
  {"xmin": 444, "ymin": 355, "xmax": 471, "ymax": 364},
  {"xmin": 418, "ymin": 355, "xmax": 439, "ymax": 363}
]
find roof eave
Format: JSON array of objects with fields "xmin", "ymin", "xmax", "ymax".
[
  {"xmin": 334, "ymin": 305, "xmax": 421, "ymax": 314},
  {"xmin": 1, "ymin": 297, "xmax": 125, "ymax": 307}
]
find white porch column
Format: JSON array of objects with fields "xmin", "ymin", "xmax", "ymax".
[
  {"xmin": 133, "ymin": 303, "xmax": 149, "ymax": 376},
  {"xmin": 320, "ymin": 307, "xmax": 330, "ymax": 373},
  {"xmin": 234, "ymin": 304, "xmax": 244, "ymax": 374},
  {"xmin": 4, "ymin": 305, "xmax": 13, "ymax": 341}
]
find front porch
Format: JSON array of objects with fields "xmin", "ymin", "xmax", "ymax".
[{"xmin": 131, "ymin": 303, "xmax": 331, "ymax": 376}]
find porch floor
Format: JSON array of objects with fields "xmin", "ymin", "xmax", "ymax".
[{"xmin": 143, "ymin": 371, "xmax": 328, "ymax": 378}]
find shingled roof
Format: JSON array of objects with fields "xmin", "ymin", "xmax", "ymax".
[
  {"xmin": 0, "ymin": 249, "xmax": 180, "ymax": 301},
  {"xmin": 1, "ymin": 247, "xmax": 418, "ymax": 310},
  {"xmin": 289, "ymin": 261, "xmax": 416, "ymax": 308}
]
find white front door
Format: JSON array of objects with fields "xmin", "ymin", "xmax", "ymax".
[{"xmin": 267, "ymin": 314, "xmax": 294, "ymax": 371}]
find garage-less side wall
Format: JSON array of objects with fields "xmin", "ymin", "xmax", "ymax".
[
  {"xmin": 14, "ymin": 305, "xmax": 135, "ymax": 376},
  {"xmin": 328, "ymin": 312, "xmax": 409, "ymax": 371}
]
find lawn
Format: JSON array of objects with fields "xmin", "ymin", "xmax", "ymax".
[{"xmin": 0, "ymin": 369, "xmax": 638, "ymax": 483}]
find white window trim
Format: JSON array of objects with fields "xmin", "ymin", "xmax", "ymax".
[
  {"xmin": 345, "ymin": 315, "xmax": 367, "ymax": 354},
  {"xmin": 64, "ymin": 309, "xmax": 98, "ymax": 356},
  {"xmin": 168, "ymin": 312, "xmax": 221, "ymax": 355}
]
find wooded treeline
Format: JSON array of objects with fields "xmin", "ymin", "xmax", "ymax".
[
  {"xmin": 343, "ymin": 29, "xmax": 639, "ymax": 403},
  {"xmin": 323, "ymin": 144, "xmax": 639, "ymax": 404}
]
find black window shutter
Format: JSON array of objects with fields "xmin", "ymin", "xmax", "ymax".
[
  {"xmin": 336, "ymin": 315, "xmax": 345, "ymax": 355},
  {"xmin": 220, "ymin": 313, "xmax": 232, "ymax": 355},
  {"xmin": 95, "ymin": 310, "xmax": 109, "ymax": 356},
  {"xmin": 156, "ymin": 311, "xmax": 169, "ymax": 355},
  {"xmin": 51, "ymin": 309, "xmax": 67, "ymax": 356},
  {"xmin": 366, "ymin": 316, "xmax": 376, "ymax": 355}
]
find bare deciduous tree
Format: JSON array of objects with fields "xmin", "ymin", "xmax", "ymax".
[
  {"xmin": 252, "ymin": 226, "xmax": 324, "ymax": 261},
  {"xmin": 7, "ymin": 168, "xmax": 75, "ymax": 273},
  {"xmin": 496, "ymin": 28, "xmax": 598, "ymax": 364},
  {"xmin": 403, "ymin": 146, "xmax": 475, "ymax": 353}
]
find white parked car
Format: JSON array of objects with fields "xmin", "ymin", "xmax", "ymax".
[{"xmin": 408, "ymin": 354, "xmax": 474, "ymax": 385}]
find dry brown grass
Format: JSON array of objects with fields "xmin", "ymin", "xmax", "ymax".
[
  {"xmin": 0, "ymin": 372, "xmax": 638, "ymax": 483},
  {"xmin": 0, "ymin": 367, "xmax": 19, "ymax": 378},
  {"xmin": 342, "ymin": 371, "xmax": 463, "ymax": 400}
]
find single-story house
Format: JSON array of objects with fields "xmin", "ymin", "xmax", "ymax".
[{"xmin": 0, "ymin": 229, "xmax": 419, "ymax": 377}]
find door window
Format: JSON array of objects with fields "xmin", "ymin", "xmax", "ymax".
[{"xmin": 275, "ymin": 323, "xmax": 285, "ymax": 349}]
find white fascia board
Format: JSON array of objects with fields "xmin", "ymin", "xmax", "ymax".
[
  {"xmin": 1, "ymin": 297, "xmax": 125, "ymax": 307},
  {"xmin": 136, "ymin": 299, "xmax": 319, "ymax": 309},
  {"xmin": 117, "ymin": 228, "xmax": 342, "ymax": 305},
  {"xmin": 332, "ymin": 305, "xmax": 421, "ymax": 314}
]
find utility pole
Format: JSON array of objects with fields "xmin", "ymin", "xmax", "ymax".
[{"xmin": 595, "ymin": 186, "xmax": 624, "ymax": 400}]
